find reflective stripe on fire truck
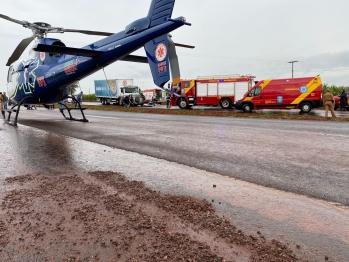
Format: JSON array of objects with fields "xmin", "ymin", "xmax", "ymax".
[
  {"xmin": 290, "ymin": 76, "xmax": 322, "ymax": 105},
  {"xmin": 243, "ymin": 79, "xmax": 272, "ymax": 101}
]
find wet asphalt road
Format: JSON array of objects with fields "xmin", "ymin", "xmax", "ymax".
[
  {"xmin": 1, "ymin": 107, "xmax": 349, "ymax": 261},
  {"xmin": 13, "ymin": 107, "xmax": 349, "ymax": 206}
]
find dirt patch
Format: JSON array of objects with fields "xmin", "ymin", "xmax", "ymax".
[{"xmin": 0, "ymin": 171, "xmax": 307, "ymax": 261}]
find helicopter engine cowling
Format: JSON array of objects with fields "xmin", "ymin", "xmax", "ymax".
[
  {"xmin": 125, "ymin": 17, "xmax": 150, "ymax": 36},
  {"xmin": 31, "ymin": 38, "xmax": 66, "ymax": 66}
]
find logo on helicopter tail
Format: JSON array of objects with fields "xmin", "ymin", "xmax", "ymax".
[{"xmin": 155, "ymin": 43, "xmax": 167, "ymax": 62}]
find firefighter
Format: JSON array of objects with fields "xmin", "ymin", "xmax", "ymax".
[
  {"xmin": 323, "ymin": 89, "xmax": 336, "ymax": 118},
  {"xmin": 166, "ymin": 95, "xmax": 171, "ymax": 109}
]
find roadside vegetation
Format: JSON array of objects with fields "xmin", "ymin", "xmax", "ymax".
[{"xmin": 323, "ymin": 83, "xmax": 349, "ymax": 95}]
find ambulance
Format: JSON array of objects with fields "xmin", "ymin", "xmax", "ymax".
[{"xmin": 234, "ymin": 76, "xmax": 323, "ymax": 113}]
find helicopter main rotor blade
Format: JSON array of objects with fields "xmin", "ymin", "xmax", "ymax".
[
  {"xmin": 167, "ymin": 35, "xmax": 181, "ymax": 85},
  {"xmin": 0, "ymin": 13, "xmax": 28, "ymax": 26},
  {"xmin": 6, "ymin": 36, "xmax": 34, "ymax": 66},
  {"xmin": 63, "ymin": 29, "xmax": 114, "ymax": 36},
  {"xmin": 174, "ymin": 43, "xmax": 195, "ymax": 49}
]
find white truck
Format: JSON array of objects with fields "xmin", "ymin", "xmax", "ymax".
[
  {"xmin": 143, "ymin": 88, "xmax": 166, "ymax": 104},
  {"xmin": 94, "ymin": 79, "xmax": 145, "ymax": 106}
]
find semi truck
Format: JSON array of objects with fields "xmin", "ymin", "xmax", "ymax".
[
  {"xmin": 234, "ymin": 76, "xmax": 323, "ymax": 113},
  {"xmin": 94, "ymin": 79, "xmax": 145, "ymax": 106},
  {"xmin": 170, "ymin": 75, "xmax": 255, "ymax": 109}
]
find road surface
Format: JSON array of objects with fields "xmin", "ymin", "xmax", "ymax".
[{"xmin": 1, "ymin": 108, "xmax": 348, "ymax": 261}]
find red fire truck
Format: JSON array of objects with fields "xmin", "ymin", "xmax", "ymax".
[
  {"xmin": 170, "ymin": 75, "xmax": 255, "ymax": 109},
  {"xmin": 234, "ymin": 76, "xmax": 323, "ymax": 113}
]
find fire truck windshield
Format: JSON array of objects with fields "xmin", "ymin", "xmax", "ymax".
[{"xmin": 249, "ymin": 86, "xmax": 262, "ymax": 97}]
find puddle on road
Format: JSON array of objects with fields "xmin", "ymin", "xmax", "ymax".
[{"xmin": 1, "ymin": 123, "xmax": 349, "ymax": 261}]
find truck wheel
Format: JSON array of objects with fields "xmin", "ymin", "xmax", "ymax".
[
  {"xmin": 242, "ymin": 103, "xmax": 252, "ymax": 112},
  {"xmin": 220, "ymin": 98, "xmax": 231, "ymax": 109},
  {"xmin": 178, "ymin": 99, "xmax": 188, "ymax": 109},
  {"xmin": 102, "ymin": 99, "xmax": 106, "ymax": 105},
  {"xmin": 300, "ymin": 102, "xmax": 312, "ymax": 113}
]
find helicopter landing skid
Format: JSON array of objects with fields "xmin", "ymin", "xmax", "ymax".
[
  {"xmin": 59, "ymin": 101, "xmax": 88, "ymax": 122},
  {"xmin": 2, "ymin": 108, "xmax": 18, "ymax": 126}
]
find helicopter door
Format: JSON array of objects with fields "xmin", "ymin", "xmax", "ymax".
[
  {"xmin": 7, "ymin": 65, "xmax": 13, "ymax": 83},
  {"xmin": 7, "ymin": 64, "xmax": 17, "ymax": 97}
]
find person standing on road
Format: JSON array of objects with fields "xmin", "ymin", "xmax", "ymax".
[
  {"xmin": 75, "ymin": 91, "xmax": 83, "ymax": 108},
  {"xmin": 339, "ymin": 89, "xmax": 347, "ymax": 111},
  {"xmin": 323, "ymin": 89, "xmax": 336, "ymax": 118},
  {"xmin": 0, "ymin": 92, "xmax": 4, "ymax": 119},
  {"xmin": 166, "ymin": 95, "xmax": 171, "ymax": 109},
  {"xmin": 129, "ymin": 95, "xmax": 134, "ymax": 107},
  {"xmin": 123, "ymin": 95, "xmax": 130, "ymax": 107},
  {"xmin": 2, "ymin": 92, "xmax": 8, "ymax": 110}
]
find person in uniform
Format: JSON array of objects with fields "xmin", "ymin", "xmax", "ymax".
[
  {"xmin": 166, "ymin": 95, "xmax": 171, "ymax": 109},
  {"xmin": 323, "ymin": 89, "xmax": 336, "ymax": 118},
  {"xmin": 339, "ymin": 89, "xmax": 347, "ymax": 111},
  {"xmin": 2, "ymin": 92, "xmax": 8, "ymax": 109}
]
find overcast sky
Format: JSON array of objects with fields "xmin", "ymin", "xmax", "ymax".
[{"xmin": 1, "ymin": 0, "xmax": 349, "ymax": 94}]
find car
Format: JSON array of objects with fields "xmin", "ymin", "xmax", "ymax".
[{"xmin": 333, "ymin": 90, "xmax": 349, "ymax": 110}]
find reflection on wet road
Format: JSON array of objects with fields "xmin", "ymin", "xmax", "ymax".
[
  {"xmin": 15, "ymin": 108, "xmax": 349, "ymax": 206},
  {"xmin": 1, "ymin": 108, "xmax": 349, "ymax": 261}
]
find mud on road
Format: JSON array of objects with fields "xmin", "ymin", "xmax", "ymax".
[{"xmin": 0, "ymin": 171, "xmax": 305, "ymax": 262}]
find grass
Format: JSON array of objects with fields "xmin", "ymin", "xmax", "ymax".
[{"xmin": 80, "ymin": 104, "xmax": 349, "ymax": 122}]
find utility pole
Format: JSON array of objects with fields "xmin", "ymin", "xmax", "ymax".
[{"xmin": 288, "ymin": 61, "xmax": 298, "ymax": 78}]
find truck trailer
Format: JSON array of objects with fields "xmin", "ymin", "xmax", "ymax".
[
  {"xmin": 170, "ymin": 75, "xmax": 255, "ymax": 109},
  {"xmin": 94, "ymin": 79, "xmax": 144, "ymax": 106}
]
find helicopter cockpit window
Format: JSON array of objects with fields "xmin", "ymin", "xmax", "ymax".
[{"xmin": 7, "ymin": 65, "xmax": 13, "ymax": 83}]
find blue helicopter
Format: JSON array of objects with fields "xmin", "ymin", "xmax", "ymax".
[{"xmin": 1, "ymin": 0, "xmax": 193, "ymax": 126}]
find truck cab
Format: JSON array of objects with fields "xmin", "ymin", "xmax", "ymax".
[{"xmin": 120, "ymin": 86, "xmax": 145, "ymax": 106}]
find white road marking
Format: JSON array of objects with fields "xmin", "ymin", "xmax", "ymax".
[
  {"xmin": 85, "ymin": 115, "xmax": 121, "ymax": 120},
  {"xmin": 85, "ymin": 115, "xmax": 159, "ymax": 122}
]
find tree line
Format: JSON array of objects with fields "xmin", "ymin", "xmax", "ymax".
[{"xmin": 323, "ymin": 84, "xmax": 349, "ymax": 96}]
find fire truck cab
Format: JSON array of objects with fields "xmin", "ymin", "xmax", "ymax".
[{"xmin": 170, "ymin": 75, "xmax": 255, "ymax": 109}]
